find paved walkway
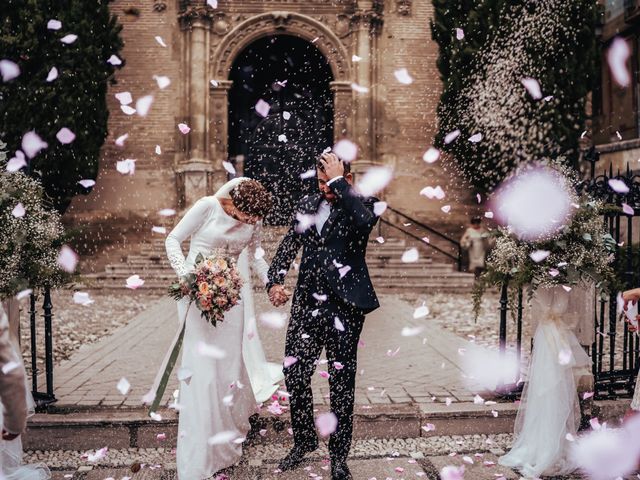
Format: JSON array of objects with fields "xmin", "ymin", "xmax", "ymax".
[{"xmin": 49, "ymin": 294, "xmax": 489, "ymax": 409}]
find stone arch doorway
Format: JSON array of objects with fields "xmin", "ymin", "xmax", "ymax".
[{"xmin": 228, "ymin": 35, "xmax": 334, "ymax": 225}]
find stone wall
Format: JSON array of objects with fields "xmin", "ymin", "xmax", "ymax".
[{"xmin": 67, "ymin": 0, "xmax": 476, "ymax": 245}]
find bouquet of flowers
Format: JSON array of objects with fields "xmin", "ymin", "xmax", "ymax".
[
  {"xmin": 168, "ymin": 252, "xmax": 243, "ymax": 327},
  {"xmin": 473, "ymin": 197, "xmax": 616, "ymax": 319}
]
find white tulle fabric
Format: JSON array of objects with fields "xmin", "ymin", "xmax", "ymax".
[
  {"xmin": 499, "ymin": 285, "xmax": 593, "ymax": 478},
  {"xmin": 164, "ymin": 178, "xmax": 283, "ymax": 479}
]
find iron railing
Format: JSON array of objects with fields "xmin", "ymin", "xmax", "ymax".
[
  {"xmin": 496, "ymin": 148, "xmax": 640, "ymax": 399},
  {"xmin": 382, "ymin": 206, "xmax": 463, "ymax": 271},
  {"xmin": 29, "ymin": 285, "xmax": 57, "ymax": 409}
]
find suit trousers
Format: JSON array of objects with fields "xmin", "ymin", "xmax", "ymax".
[{"xmin": 284, "ymin": 287, "xmax": 365, "ymax": 462}]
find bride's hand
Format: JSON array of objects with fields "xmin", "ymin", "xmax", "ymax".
[
  {"xmin": 2, "ymin": 429, "xmax": 20, "ymax": 441},
  {"xmin": 622, "ymin": 288, "xmax": 640, "ymax": 310}
]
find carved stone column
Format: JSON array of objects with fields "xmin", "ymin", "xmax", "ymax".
[
  {"xmin": 330, "ymin": 81, "xmax": 354, "ymax": 141},
  {"xmin": 177, "ymin": 6, "xmax": 214, "ymax": 207},
  {"xmin": 351, "ymin": 1, "xmax": 383, "ymax": 175},
  {"xmin": 209, "ymin": 79, "xmax": 233, "ymax": 188}
]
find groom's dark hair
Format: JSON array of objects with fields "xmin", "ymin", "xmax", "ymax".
[
  {"xmin": 230, "ymin": 179, "xmax": 273, "ymax": 218},
  {"xmin": 316, "ymin": 154, "xmax": 351, "ymax": 175}
]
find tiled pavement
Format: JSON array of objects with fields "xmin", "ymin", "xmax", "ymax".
[{"xmin": 48, "ymin": 294, "xmax": 490, "ymax": 409}]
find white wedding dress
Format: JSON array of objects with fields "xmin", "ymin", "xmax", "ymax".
[
  {"xmin": 164, "ymin": 178, "xmax": 283, "ymax": 479},
  {"xmin": 499, "ymin": 285, "xmax": 593, "ymax": 478}
]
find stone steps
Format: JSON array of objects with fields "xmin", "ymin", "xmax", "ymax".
[{"xmin": 84, "ymin": 235, "xmax": 476, "ymax": 292}]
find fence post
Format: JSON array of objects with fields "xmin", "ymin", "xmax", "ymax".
[
  {"xmin": 497, "ymin": 280, "xmax": 509, "ymax": 391},
  {"xmin": 29, "ymin": 293, "xmax": 38, "ymax": 394},
  {"xmin": 43, "ymin": 285, "xmax": 55, "ymax": 400}
]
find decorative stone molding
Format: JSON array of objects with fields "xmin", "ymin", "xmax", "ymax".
[
  {"xmin": 153, "ymin": 2, "xmax": 167, "ymax": 12},
  {"xmin": 178, "ymin": 5, "xmax": 216, "ymax": 29},
  {"xmin": 211, "ymin": 13, "xmax": 231, "ymax": 36},
  {"xmin": 210, "ymin": 11, "xmax": 352, "ymax": 81},
  {"xmin": 396, "ymin": 0, "xmax": 411, "ymax": 16}
]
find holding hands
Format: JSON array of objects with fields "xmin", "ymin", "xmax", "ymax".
[{"xmin": 269, "ymin": 284, "xmax": 291, "ymax": 307}]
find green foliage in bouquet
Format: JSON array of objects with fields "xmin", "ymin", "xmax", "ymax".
[
  {"xmin": 0, "ymin": 141, "xmax": 69, "ymax": 297},
  {"xmin": 0, "ymin": 0, "xmax": 123, "ymax": 213},
  {"xmin": 472, "ymin": 198, "xmax": 616, "ymax": 319}
]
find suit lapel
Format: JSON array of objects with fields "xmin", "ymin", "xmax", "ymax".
[{"xmin": 321, "ymin": 204, "xmax": 341, "ymax": 238}]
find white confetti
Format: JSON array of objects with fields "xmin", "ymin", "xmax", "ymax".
[
  {"xmin": 22, "ymin": 131, "xmax": 48, "ymax": 158},
  {"xmin": 117, "ymin": 378, "xmax": 131, "ymax": 395},
  {"xmin": 47, "ymin": 19, "xmax": 62, "ymax": 30},
  {"xmin": 521, "ymin": 77, "xmax": 543, "ymax": 100},
  {"xmin": 333, "ymin": 139, "xmax": 358, "ymax": 162},
  {"xmin": 355, "ymin": 166, "xmax": 393, "ymax": 197},
  {"xmin": 0, "ymin": 60, "xmax": 20, "ymax": 82},
  {"xmin": 11, "ymin": 203, "xmax": 25, "ymax": 218},
  {"xmin": 155, "ymin": 36, "xmax": 167, "ymax": 47},
  {"xmin": 46, "ymin": 67, "xmax": 58, "ymax": 82},
  {"xmin": 60, "ymin": 34, "xmax": 78, "ymax": 45},
  {"xmin": 125, "ymin": 274, "xmax": 144, "ymax": 289},
  {"xmin": 136, "ymin": 95, "xmax": 154, "ymax": 117},
  {"xmin": 56, "ymin": 127, "xmax": 75, "ymax": 144},
  {"xmin": 373, "ymin": 201, "xmax": 387, "ymax": 216},
  {"xmin": 394, "ymin": 68, "xmax": 413, "ymax": 85},
  {"xmin": 402, "ymin": 248, "xmax": 419, "ymax": 263},
  {"xmin": 423, "ymin": 147, "xmax": 440, "ymax": 164},
  {"xmin": 607, "ymin": 37, "xmax": 631, "ymax": 88}
]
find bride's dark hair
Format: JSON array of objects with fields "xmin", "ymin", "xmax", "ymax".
[{"xmin": 230, "ymin": 179, "xmax": 273, "ymax": 218}]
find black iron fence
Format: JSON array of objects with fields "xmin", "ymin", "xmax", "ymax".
[
  {"xmin": 29, "ymin": 285, "xmax": 57, "ymax": 409},
  {"xmin": 497, "ymin": 149, "xmax": 640, "ymax": 399}
]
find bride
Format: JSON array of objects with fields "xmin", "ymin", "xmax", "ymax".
[{"xmin": 162, "ymin": 177, "xmax": 284, "ymax": 479}]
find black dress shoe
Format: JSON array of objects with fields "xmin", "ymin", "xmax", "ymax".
[
  {"xmin": 331, "ymin": 461, "xmax": 352, "ymax": 480},
  {"xmin": 277, "ymin": 443, "xmax": 319, "ymax": 471}
]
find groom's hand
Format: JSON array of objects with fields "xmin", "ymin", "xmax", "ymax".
[
  {"xmin": 320, "ymin": 152, "xmax": 345, "ymax": 180},
  {"xmin": 269, "ymin": 284, "xmax": 290, "ymax": 307}
]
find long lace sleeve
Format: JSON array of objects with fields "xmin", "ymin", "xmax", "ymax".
[
  {"xmin": 165, "ymin": 197, "xmax": 213, "ymax": 277},
  {"xmin": 248, "ymin": 221, "xmax": 270, "ymax": 286}
]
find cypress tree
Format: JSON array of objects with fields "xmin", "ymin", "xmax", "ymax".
[{"xmin": 0, "ymin": 0, "xmax": 123, "ymax": 212}]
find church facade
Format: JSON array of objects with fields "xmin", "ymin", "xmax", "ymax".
[{"xmin": 67, "ymin": 0, "xmax": 472, "ymax": 241}]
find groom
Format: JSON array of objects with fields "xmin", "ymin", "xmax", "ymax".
[{"xmin": 267, "ymin": 152, "xmax": 379, "ymax": 480}]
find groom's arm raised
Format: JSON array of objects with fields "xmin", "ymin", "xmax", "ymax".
[
  {"xmin": 329, "ymin": 177, "xmax": 378, "ymax": 233},
  {"xmin": 266, "ymin": 209, "xmax": 304, "ymax": 293}
]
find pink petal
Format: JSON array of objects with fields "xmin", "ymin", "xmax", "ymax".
[
  {"xmin": 125, "ymin": 274, "xmax": 145, "ymax": 289},
  {"xmin": 355, "ymin": 166, "xmax": 393, "ymax": 196},
  {"xmin": 136, "ymin": 95, "xmax": 154, "ymax": 117},
  {"xmin": 222, "ymin": 161, "xmax": 236, "ymax": 174},
  {"xmin": 47, "ymin": 19, "xmax": 62, "ymax": 30},
  {"xmin": 333, "ymin": 139, "xmax": 358, "ymax": 162},
  {"xmin": 153, "ymin": 75, "xmax": 171, "ymax": 89},
  {"xmin": 622, "ymin": 203, "xmax": 634, "ymax": 215},
  {"xmin": 338, "ymin": 265, "xmax": 351, "ymax": 278},
  {"xmin": 375, "ymin": 236, "xmax": 385, "ymax": 243},
  {"xmin": 444, "ymin": 130, "xmax": 460, "ymax": 144},
  {"xmin": 207, "ymin": 0, "xmax": 218, "ymax": 7},
  {"xmin": 373, "ymin": 201, "xmax": 387, "ymax": 216},
  {"xmin": 157, "ymin": 433, "xmax": 167, "ymax": 441},
  {"xmin": 583, "ymin": 391, "xmax": 594, "ymax": 400},
  {"xmin": 548, "ymin": 268, "xmax": 560, "ymax": 277},
  {"xmin": 255, "ymin": 99, "xmax": 270, "ymax": 118},
  {"xmin": 115, "ymin": 133, "xmax": 128, "ymax": 146},
  {"xmin": 121, "ymin": 105, "xmax": 136, "ymax": 115},
  {"xmin": 46, "ymin": 67, "xmax": 58, "ymax": 82},
  {"xmin": 57, "ymin": 245, "xmax": 79, "ymax": 272},
  {"xmin": 106, "ymin": 54, "xmax": 122, "ymax": 65},
  {"xmin": 334, "ymin": 317, "xmax": 345, "ymax": 331},
  {"xmin": 468, "ymin": 133, "xmax": 483, "ymax": 143},
  {"xmin": 350, "ymin": 82, "xmax": 369, "ymax": 93},
  {"xmin": 11, "ymin": 202, "xmax": 25, "ymax": 218},
  {"xmin": 394, "ymin": 68, "xmax": 413, "ymax": 85},
  {"xmin": 178, "ymin": 123, "xmax": 190, "ymax": 134},
  {"xmin": 608, "ymin": 178, "xmax": 629, "ymax": 193},
  {"xmin": 607, "ymin": 37, "xmax": 631, "ymax": 88},
  {"xmin": 22, "ymin": 131, "xmax": 48, "ymax": 158},
  {"xmin": 423, "ymin": 147, "xmax": 440, "ymax": 163},
  {"xmin": 6, "ymin": 152, "xmax": 26, "ymax": 172},
  {"xmin": 521, "ymin": 77, "xmax": 542, "ymax": 100},
  {"xmin": 318, "ymin": 371, "xmax": 330, "ymax": 379},
  {"xmin": 315, "ymin": 412, "xmax": 337, "ymax": 437},
  {"xmin": 259, "ymin": 311, "xmax": 287, "ymax": 329},
  {"xmin": 116, "ymin": 159, "xmax": 136, "ymax": 175},
  {"xmin": 558, "ymin": 348, "xmax": 572, "ymax": 365},
  {"xmin": 56, "ymin": 127, "xmax": 75, "ymax": 144},
  {"xmin": 60, "ymin": 34, "xmax": 78, "ymax": 44},
  {"xmin": 333, "ymin": 361, "xmax": 344, "ymax": 370},
  {"xmin": 0, "ymin": 60, "xmax": 20, "ymax": 82},
  {"xmin": 422, "ymin": 423, "xmax": 436, "ymax": 432},
  {"xmin": 456, "ymin": 28, "xmax": 465, "ymax": 40},
  {"xmin": 530, "ymin": 250, "xmax": 550, "ymax": 263},
  {"xmin": 283, "ymin": 356, "xmax": 298, "ymax": 368},
  {"xmin": 440, "ymin": 465, "xmax": 465, "ymax": 480},
  {"xmin": 115, "ymin": 91, "xmax": 133, "ymax": 105},
  {"xmin": 402, "ymin": 248, "xmax": 419, "ymax": 263}
]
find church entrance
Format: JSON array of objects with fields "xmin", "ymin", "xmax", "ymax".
[{"xmin": 228, "ymin": 35, "xmax": 334, "ymax": 225}]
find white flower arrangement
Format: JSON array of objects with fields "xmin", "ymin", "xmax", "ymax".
[{"xmin": 0, "ymin": 140, "xmax": 68, "ymax": 297}]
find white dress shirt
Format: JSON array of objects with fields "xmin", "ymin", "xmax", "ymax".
[{"xmin": 314, "ymin": 176, "xmax": 343, "ymax": 234}]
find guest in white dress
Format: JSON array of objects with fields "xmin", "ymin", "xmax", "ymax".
[
  {"xmin": 164, "ymin": 178, "xmax": 284, "ymax": 479},
  {"xmin": 460, "ymin": 216, "xmax": 490, "ymax": 277},
  {"xmin": 499, "ymin": 285, "xmax": 593, "ymax": 478}
]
